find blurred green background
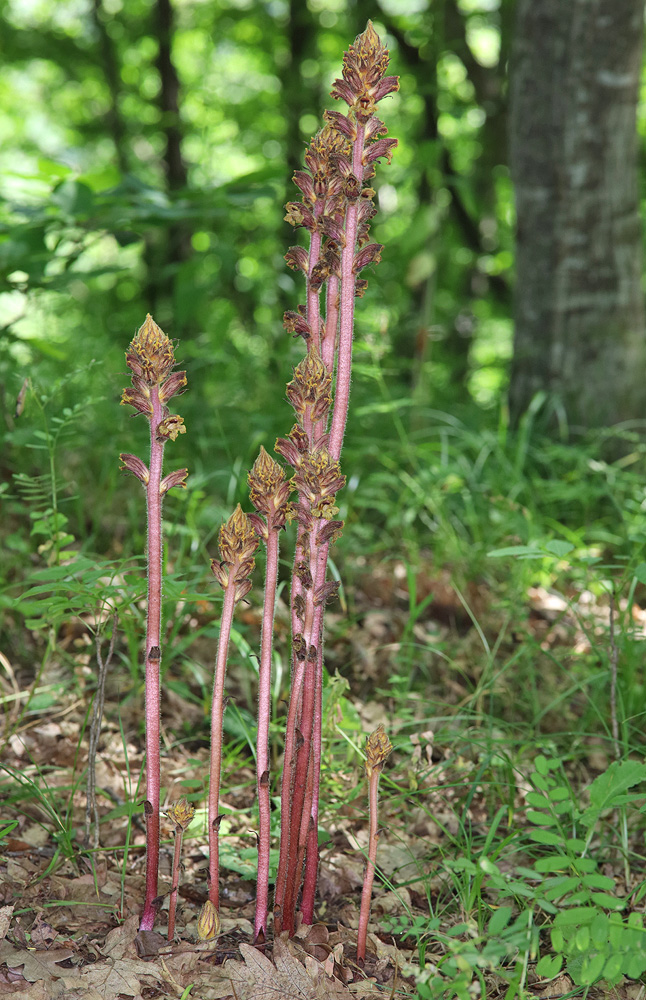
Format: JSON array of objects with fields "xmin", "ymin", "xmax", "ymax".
[
  {"xmin": 5, "ymin": 0, "xmax": 646, "ymax": 732},
  {"xmin": 0, "ymin": 0, "xmax": 513, "ymax": 551}
]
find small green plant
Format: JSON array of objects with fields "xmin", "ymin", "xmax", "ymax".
[
  {"xmin": 385, "ymin": 752, "xmax": 646, "ymax": 998},
  {"xmin": 525, "ymin": 754, "xmax": 646, "ymax": 987}
]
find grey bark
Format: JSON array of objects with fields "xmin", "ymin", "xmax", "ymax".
[{"xmin": 509, "ymin": 0, "xmax": 646, "ymax": 429}]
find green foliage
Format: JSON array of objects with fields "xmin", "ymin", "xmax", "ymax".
[{"xmin": 384, "ymin": 753, "xmax": 646, "ymax": 998}]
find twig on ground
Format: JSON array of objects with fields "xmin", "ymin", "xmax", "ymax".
[{"xmin": 85, "ymin": 613, "xmax": 119, "ymax": 849}]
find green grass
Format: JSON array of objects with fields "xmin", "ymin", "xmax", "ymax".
[{"xmin": 4, "ymin": 378, "xmax": 646, "ymax": 996}]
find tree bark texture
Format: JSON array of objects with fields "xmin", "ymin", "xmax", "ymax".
[{"xmin": 509, "ymin": 0, "xmax": 646, "ymax": 429}]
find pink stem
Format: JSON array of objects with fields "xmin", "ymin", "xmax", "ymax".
[
  {"xmin": 322, "ymin": 274, "xmax": 339, "ymax": 374},
  {"xmin": 139, "ymin": 385, "xmax": 165, "ymax": 933},
  {"xmin": 167, "ymin": 826, "xmax": 183, "ymax": 941},
  {"xmin": 300, "ymin": 643, "xmax": 323, "ymax": 924},
  {"xmin": 356, "ymin": 769, "xmax": 380, "ymax": 962},
  {"xmin": 208, "ymin": 583, "xmax": 237, "ymax": 909},
  {"xmin": 254, "ymin": 525, "xmax": 280, "ymax": 941},
  {"xmin": 282, "ymin": 652, "xmax": 316, "ymax": 933},
  {"xmin": 274, "ymin": 652, "xmax": 306, "ymax": 934},
  {"xmin": 307, "ymin": 229, "xmax": 322, "ymax": 353},
  {"xmin": 328, "ymin": 122, "xmax": 366, "ymax": 463}
]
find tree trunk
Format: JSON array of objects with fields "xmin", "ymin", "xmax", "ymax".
[{"xmin": 509, "ymin": 0, "xmax": 646, "ymax": 430}]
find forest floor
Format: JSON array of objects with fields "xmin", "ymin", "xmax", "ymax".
[{"xmin": 1, "ymin": 554, "xmax": 645, "ymax": 1000}]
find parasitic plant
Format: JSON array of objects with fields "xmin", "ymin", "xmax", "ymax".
[
  {"xmin": 271, "ymin": 21, "xmax": 399, "ymax": 935},
  {"xmin": 247, "ymin": 448, "xmax": 290, "ymax": 941},
  {"xmin": 356, "ymin": 724, "xmax": 393, "ymax": 962},
  {"xmin": 166, "ymin": 798, "xmax": 195, "ymax": 941},
  {"xmin": 208, "ymin": 505, "xmax": 258, "ymax": 912},
  {"xmin": 197, "ymin": 898, "xmax": 221, "ymax": 945},
  {"xmin": 120, "ymin": 314, "xmax": 188, "ymax": 932}
]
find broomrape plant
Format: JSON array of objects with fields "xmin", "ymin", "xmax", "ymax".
[
  {"xmin": 119, "ymin": 315, "xmax": 188, "ymax": 932},
  {"xmin": 121, "ymin": 22, "xmax": 397, "ymax": 944}
]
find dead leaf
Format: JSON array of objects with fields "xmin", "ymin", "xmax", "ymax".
[
  {"xmin": 101, "ymin": 915, "xmax": 140, "ymax": 959},
  {"xmin": 76, "ymin": 957, "xmax": 163, "ymax": 998},
  {"xmin": 0, "ymin": 939, "xmax": 74, "ymax": 983},
  {"xmin": 134, "ymin": 929, "xmax": 166, "ymax": 957},
  {"xmin": 0, "ymin": 907, "xmax": 14, "ymax": 941},
  {"xmin": 208, "ymin": 939, "xmax": 353, "ymax": 1000}
]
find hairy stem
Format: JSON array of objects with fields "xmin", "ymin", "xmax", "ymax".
[
  {"xmin": 208, "ymin": 582, "xmax": 237, "ymax": 909},
  {"xmin": 140, "ymin": 385, "xmax": 165, "ymax": 933},
  {"xmin": 328, "ymin": 122, "xmax": 366, "ymax": 463},
  {"xmin": 255, "ymin": 526, "xmax": 280, "ymax": 941},
  {"xmin": 167, "ymin": 825, "xmax": 183, "ymax": 941},
  {"xmin": 356, "ymin": 767, "xmax": 380, "ymax": 963},
  {"xmin": 300, "ymin": 645, "xmax": 323, "ymax": 923}
]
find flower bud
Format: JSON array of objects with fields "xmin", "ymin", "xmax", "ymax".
[{"xmin": 197, "ymin": 899, "xmax": 220, "ymax": 942}]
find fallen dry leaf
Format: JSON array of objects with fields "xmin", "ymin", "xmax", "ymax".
[
  {"xmin": 75, "ymin": 956, "xmax": 162, "ymax": 998},
  {"xmin": 207, "ymin": 939, "xmax": 353, "ymax": 1000},
  {"xmin": 0, "ymin": 940, "xmax": 74, "ymax": 983},
  {"xmin": 0, "ymin": 906, "xmax": 14, "ymax": 941}
]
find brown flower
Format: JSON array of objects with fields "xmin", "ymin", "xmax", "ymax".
[
  {"xmin": 166, "ymin": 798, "xmax": 195, "ymax": 832},
  {"xmin": 125, "ymin": 314, "xmax": 176, "ymax": 386},
  {"xmin": 365, "ymin": 724, "xmax": 393, "ymax": 778}
]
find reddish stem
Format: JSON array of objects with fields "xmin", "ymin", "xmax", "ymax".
[
  {"xmin": 254, "ymin": 525, "xmax": 280, "ymax": 941},
  {"xmin": 356, "ymin": 768, "xmax": 380, "ymax": 963},
  {"xmin": 274, "ymin": 648, "xmax": 307, "ymax": 933},
  {"xmin": 282, "ymin": 654, "xmax": 316, "ymax": 933},
  {"xmin": 300, "ymin": 645, "xmax": 323, "ymax": 924},
  {"xmin": 328, "ymin": 122, "xmax": 366, "ymax": 463},
  {"xmin": 167, "ymin": 825, "xmax": 184, "ymax": 941},
  {"xmin": 322, "ymin": 274, "xmax": 339, "ymax": 374},
  {"xmin": 140, "ymin": 385, "xmax": 165, "ymax": 932},
  {"xmin": 208, "ymin": 582, "xmax": 237, "ymax": 909}
]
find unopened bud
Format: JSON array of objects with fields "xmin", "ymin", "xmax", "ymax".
[{"xmin": 197, "ymin": 899, "xmax": 220, "ymax": 942}]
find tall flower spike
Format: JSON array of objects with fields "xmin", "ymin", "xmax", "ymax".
[
  {"xmin": 274, "ymin": 22, "xmax": 397, "ymax": 937},
  {"xmin": 208, "ymin": 506, "xmax": 258, "ymax": 913},
  {"xmin": 247, "ymin": 446, "xmax": 290, "ymax": 941},
  {"xmin": 119, "ymin": 315, "xmax": 188, "ymax": 935}
]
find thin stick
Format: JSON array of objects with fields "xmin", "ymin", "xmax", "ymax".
[
  {"xmin": 608, "ymin": 590, "xmax": 620, "ymax": 762},
  {"xmin": 85, "ymin": 614, "xmax": 118, "ymax": 848}
]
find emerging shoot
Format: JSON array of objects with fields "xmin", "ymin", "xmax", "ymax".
[{"xmin": 357, "ymin": 724, "xmax": 393, "ymax": 962}]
